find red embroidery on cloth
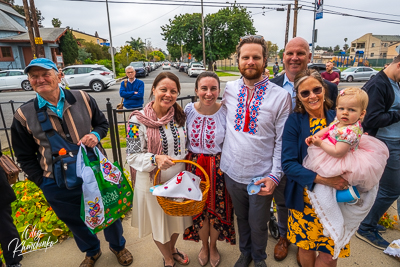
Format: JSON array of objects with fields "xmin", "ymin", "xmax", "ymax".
[{"xmin": 190, "ymin": 116, "xmax": 216, "ymax": 149}]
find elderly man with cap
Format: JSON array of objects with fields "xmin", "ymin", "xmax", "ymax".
[{"xmin": 11, "ymin": 58, "xmax": 133, "ymax": 267}]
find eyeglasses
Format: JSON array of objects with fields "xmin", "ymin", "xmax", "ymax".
[
  {"xmin": 240, "ymin": 35, "xmax": 264, "ymax": 42},
  {"xmin": 126, "ymin": 71, "xmax": 135, "ymax": 74},
  {"xmin": 299, "ymin": 86, "xmax": 323, "ymax": 98}
]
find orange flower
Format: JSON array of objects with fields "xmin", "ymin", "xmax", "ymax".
[
  {"xmin": 40, "ymin": 217, "xmax": 45, "ymax": 222},
  {"xmin": 49, "ymin": 207, "xmax": 52, "ymax": 211},
  {"xmin": 394, "ymin": 215, "xmax": 398, "ymax": 221},
  {"xmin": 15, "ymin": 211, "xmax": 21, "ymax": 218}
]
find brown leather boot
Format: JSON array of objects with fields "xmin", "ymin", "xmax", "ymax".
[{"xmin": 274, "ymin": 237, "xmax": 291, "ymax": 261}]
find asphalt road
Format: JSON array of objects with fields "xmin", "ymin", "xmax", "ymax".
[{"xmin": 0, "ymin": 67, "xmax": 365, "ymax": 149}]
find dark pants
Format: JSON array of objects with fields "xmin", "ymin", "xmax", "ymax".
[
  {"xmin": 40, "ymin": 177, "xmax": 126, "ymax": 256},
  {"xmin": 225, "ymin": 174, "xmax": 288, "ymax": 262},
  {"xmin": 0, "ymin": 206, "xmax": 23, "ymax": 265},
  {"xmin": 275, "ymin": 175, "xmax": 288, "ymax": 238},
  {"xmin": 359, "ymin": 139, "xmax": 400, "ymax": 232}
]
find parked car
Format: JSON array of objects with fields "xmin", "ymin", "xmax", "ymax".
[
  {"xmin": 187, "ymin": 63, "xmax": 206, "ymax": 77},
  {"xmin": 149, "ymin": 62, "xmax": 156, "ymax": 71},
  {"xmin": 143, "ymin": 62, "xmax": 152, "ymax": 73},
  {"xmin": 162, "ymin": 63, "xmax": 171, "ymax": 70},
  {"xmin": 179, "ymin": 63, "xmax": 188, "ymax": 72},
  {"xmin": 307, "ymin": 63, "xmax": 341, "ymax": 77},
  {"xmin": 62, "ymin": 64, "xmax": 115, "ymax": 92},
  {"xmin": 0, "ymin": 69, "xmax": 32, "ymax": 91},
  {"xmin": 340, "ymin": 67, "xmax": 379, "ymax": 82},
  {"xmin": 129, "ymin": 61, "xmax": 148, "ymax": 77}
]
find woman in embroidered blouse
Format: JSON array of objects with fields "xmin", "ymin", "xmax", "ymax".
[
  {"xmin": 281, "ymin": 70, "xmax": 350, "ymax": 267},
  {"xmin": 183, "ymin": 72, "xmax": 235, "ymax": 267},
  {"xmin": 126, "ymin": 72, "xmax": 192, "ymax": 267}
]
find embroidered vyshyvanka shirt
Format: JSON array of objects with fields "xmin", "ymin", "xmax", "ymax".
[
  {"xmin": 220, "ymin": 77, "xmax": 291, "ymax": 185},
  {"xmin": 184, "ymin": 102, "xmax": 227, "ymax": 155}
]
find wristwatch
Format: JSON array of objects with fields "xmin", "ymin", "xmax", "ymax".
[{"xmin": 150, "ymin": 154, "xmax": 157, "ymax": 166}]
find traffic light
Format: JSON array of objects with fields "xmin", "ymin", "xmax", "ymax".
[{"xmin": 188, "ymin": 53, "xmax": 191, "ymax": 60}]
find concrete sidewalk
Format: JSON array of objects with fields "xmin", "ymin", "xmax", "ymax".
[{"xmin": 19, "ymin": 149, "xmax": 400, "ymax": 266}]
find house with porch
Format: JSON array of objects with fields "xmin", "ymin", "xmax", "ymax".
[{"xmin": 0, "ymin": 1, "xmax": 66, "ymax": 69}]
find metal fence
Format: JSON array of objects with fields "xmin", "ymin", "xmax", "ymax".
[{"xmin": 0, "ymin": 100, "xmax": 25, "ymax": 160}]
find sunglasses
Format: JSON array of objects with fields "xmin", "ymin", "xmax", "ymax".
[
  {"xmin": 299, "ymin": 86, "xmax": 323, "ymax": 98},
  {"xmin": 240, "ymin": 35, "xmax": 264, "ymax": 42}
]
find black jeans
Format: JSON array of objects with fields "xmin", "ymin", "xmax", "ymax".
[{"xmin": 0, "ymin": 205, "xmax": 23, "ymax": 265}]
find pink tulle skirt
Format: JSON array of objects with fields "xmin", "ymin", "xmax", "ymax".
[{"xmin": 303, "ymin": 135, "xmax": 389, "ymax": 192}]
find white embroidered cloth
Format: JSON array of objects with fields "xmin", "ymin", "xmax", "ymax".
[
  {"xmin": 384, "ymin": 239, "xmax": 400, "ymax": 259},
  {"xmin": 307, "ymin": 184, "xmax": 378, "ymax": 259},
  {"xmin": 152, "ymin": 171, "xmax": 202, "ymax": 201}
]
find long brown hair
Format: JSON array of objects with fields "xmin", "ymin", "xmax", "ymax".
[
  {"xmin": 293, "ymin": 69, "xmax": 333, "ymax": 114},
  {"xmin": 150, "ymin": 71, "xmax": 186, "ymax": 127}
]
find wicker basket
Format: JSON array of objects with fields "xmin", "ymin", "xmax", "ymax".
[{"xmin": 153, "ymin": 160, "xmax": 210, "ymax": 216}]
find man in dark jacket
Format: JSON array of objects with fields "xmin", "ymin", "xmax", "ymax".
[
  {"xmin": 11, "ymin": 58, "xmax": 133, "ymax": 267},
  {"xmin": 0, "ymin": 149, "xmax": 23, "ymax": 267},
  {"xmin": 270, "ymin": 37, "xmax": 338, "ymax": 109},
  {"xmin": 356, "ymin": 55, "xmax": 400, "ymax": 250},
  {"xmin": 119, "ymin": 66, "xmax": 144, "ymax": 109},
  {"xmin": 272, "ymin": 62, "xmax": 279, "ymax": 77}
]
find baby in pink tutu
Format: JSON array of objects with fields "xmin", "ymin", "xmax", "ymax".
[{"xmin": 304, "ymin": 87, "xmax": 389, "ymax": 192}]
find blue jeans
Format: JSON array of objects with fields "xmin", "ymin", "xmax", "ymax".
[
  {"xmin": 359, "ymin": 139, "xmax": 400, "ymax": 232},
  {"xmin": 40, "ymin": 177, "xmax": 126, "ymax": 256}
]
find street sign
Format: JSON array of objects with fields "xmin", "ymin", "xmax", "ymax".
[
  {"xmin": 34, "ymin": 37, "xmax": 43, "ymax": 44},
  {"xmin": 108, "ymin": 47, "xmax": 116, "ymax": 55},
  {"xmin": 100, "ymin": 42, "xmax": 110, "ymax": 46},
  {"xmin": 316, "ymin": 0, "xmax": 324, "ymax": 20}
]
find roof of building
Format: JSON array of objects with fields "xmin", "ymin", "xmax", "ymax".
[
  {"xmin": 0, "ymin": 1, "xmax": 25, "ymax": 19},
  {"xmin": 0, "ymin": 9, "xmax": 26, "ymax": 32},
  {"xmin": 70, "ymin": 29, "xmax": 107, "ymax": 41},
  {"xmin": 372, "ymin": 35, "xmax": 400, "ymax": 42},
  {"xmin": 0, "ymin": 27, "xmax": 67, "ymax": 43}
]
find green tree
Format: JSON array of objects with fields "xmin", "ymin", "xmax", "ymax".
[
  {"xmin": 115, "ymin": 45, "xmax": 146, "ymax": 68},
  {"xmin": 148, "ymin": 50, "xmax": 165, "ymax": 62},
  {"xmin": 334, "ymin": 45, "xmax": 340, "ymax": 52},
  {"xmin": 167, "ymin": 44, "xmax": 186, "ymax": 61},
  {"xmin": 12, "ymin": 5, "xmax": 44, "ymax": 27},
  {"xmin": 77, "ymin": 47, "xmax": 91, "ymax": 63},
  {"xmin": 278, "ymin": 48, "xmax": 284, "ymax": 60},
  {"xmin": 126, "ymin": 37, "xmax": 145, "ymax": 53},
  {"xmin": 52, "ymin": 18, "xmax": 61, "ymax": 28},
  {"xmin": 161, "ymin": 3, "xmax": 256, "ymax": 69},
  {"xmin": 59, "ymin": 30, "xmax": 78, "ymax": 65},
  {"xmin": 81, "ymin": 41, "xmax": 110, "ymax": 60},
  {"xmin": 343, "ymin": 43, "xmax": 349, "ymax": 52},
  {"xmin": 266, "ymin": 41, "xmax": 278, "ymax": 59}
]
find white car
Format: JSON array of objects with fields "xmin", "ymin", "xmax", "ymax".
[
  {"xmin": 340, "ymin": 67, "xmax": 379, "ymax": 82},
  {"xmin": 187, "ymin": 64, "xmax": 206, "ymax": 77},
  {"xmin": 162, "ymin": 63, "xmax": 171, "ymax": 70},
  {"xmin": 0, "ymin": 70, "xmax": 32, "ymax": 91},
  {"xmin": 63, "ymin": 64, "xmax": 116, "ymax": 92}
]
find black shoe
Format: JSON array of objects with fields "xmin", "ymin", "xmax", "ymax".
[
  {"xmin": 234, "ymin": 253, "xmax": 252, "ymax": 267},
  {"xmin": 254, "ymin": 260, "xmax": 267, "ymax": 267}
]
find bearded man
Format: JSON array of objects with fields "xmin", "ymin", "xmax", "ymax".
[{"xmin": 221, "ymin": 35, "xmax": 291, "ymax": 267}]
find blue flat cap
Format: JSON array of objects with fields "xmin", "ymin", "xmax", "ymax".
[{"xmin": 24, "ymin": 58, "xmax": 59, "ymax": 74}]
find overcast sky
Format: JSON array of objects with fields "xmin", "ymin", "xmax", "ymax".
[{"xmin": 14, "ymin": 0, "xmax": 400, "ymax": 54}]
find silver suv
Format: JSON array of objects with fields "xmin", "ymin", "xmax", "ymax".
[{"xmin": 62, "ymin": 64, "xmax": 116, "ymax": 92}]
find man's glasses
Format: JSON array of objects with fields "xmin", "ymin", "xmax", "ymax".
[
  {"xmin": 299, "ymin": 86, "xmax": 323, "ymax": 98},
  {"xmin": 240, "ymin": 35, "xmax": 264, "ymax": 42},
  {"xmin": 126, "ymin": 71, "xmax": 134, "ymax": 74}
]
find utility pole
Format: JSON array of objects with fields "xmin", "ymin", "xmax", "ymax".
[
  {"xmin": 311, "ymin": 0, "xmax": 317, "ymax": 63},
  {"xmin": 283, "ymin": 4, "xmax": 291, "ymax": 70},
  {"xmin": 105, "ymin": 0, "xmax": 116, "ymax": 77},
  {"xmin": 22, "ymin": 0, "xmax": 36, "ymax": 59},
  {"xmin": 29, "ymin": 0, "xmax": 43, "ymax": 57},
  {"xmin": 201, "ymin": 0, "xmax": 206, "ymax": 69},
  {"xmin": 293, "ymin": 0, "xmax": 298, "ymax": 38}
]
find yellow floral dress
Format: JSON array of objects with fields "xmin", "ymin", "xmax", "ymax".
[{"xmin": 287, "ymin": 117, "xmax": 350, "ymax": 258}]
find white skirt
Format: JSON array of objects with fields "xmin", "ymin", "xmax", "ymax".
[{"xmin": 131, "ymin": 165, "xmax": 193, "ymax": 244}]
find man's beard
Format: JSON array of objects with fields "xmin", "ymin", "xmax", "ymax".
[{"xmin": 239, "ymin": 65, "xmax": 264, "ymax": 80}]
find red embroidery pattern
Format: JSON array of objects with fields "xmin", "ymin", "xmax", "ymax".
[{"xmin": 190, "ymin": 116, "xmax": 216, "ymax": 149}]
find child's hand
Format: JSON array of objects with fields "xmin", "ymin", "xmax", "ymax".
[
  {"xmin": 312, "ymin": 136, "xmax": 322, "ymax": 147},
  {"xmin": 305, "ymin": 136, "xmax": 314, "ymax": 146}
]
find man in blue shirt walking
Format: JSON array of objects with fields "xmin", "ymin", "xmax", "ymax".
[{"xmin": 119, "ymin": 66, "xmax": 145, "ymax": 109}]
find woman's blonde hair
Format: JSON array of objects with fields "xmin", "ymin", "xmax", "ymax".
[{"xmin": 337, "ymin": 87, "xmax": 369, "ymax": 111}]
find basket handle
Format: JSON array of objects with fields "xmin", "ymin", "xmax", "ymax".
[{"xmin": 153, "ymin": 159, "xmax": 210, "ymax": 186}]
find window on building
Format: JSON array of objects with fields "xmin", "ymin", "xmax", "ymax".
[
  {"xmin": 0, "ymin": 46, "xmax": 14, "ymax": 61},
  {"xmin": 371, "ymin": 43, "xmax": 375, "ymax": 48},
  {"xmin": 97, "ymin": 39, "xmax": 100, "ymax": 44},
  {"xmin": 370, "ymin": 53, "xmax": 374, "ymax": 57},
  {"xmin": 383, "ymin": 53, "xmax": 387, "ymax": 58},
  {"xmin": 383, "ymin": 43, "xmax": 387, "ymax": 47}
]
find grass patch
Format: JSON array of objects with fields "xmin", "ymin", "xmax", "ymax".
[
  {"xmin": 101, "ymin": 125, "xmax": 127, "ymax": 149},
  {"xmin": 1, "ymin": 147, "xmax": 12, "ymax": 156},
  {"xmin": 215, "ymin": 71, "xmax": 239, "ymax": 77}
]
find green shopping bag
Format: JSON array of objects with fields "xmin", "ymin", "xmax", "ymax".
[{"xmin": 79, "ymin": 145, "xmax": 133, "ymax": 234}]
